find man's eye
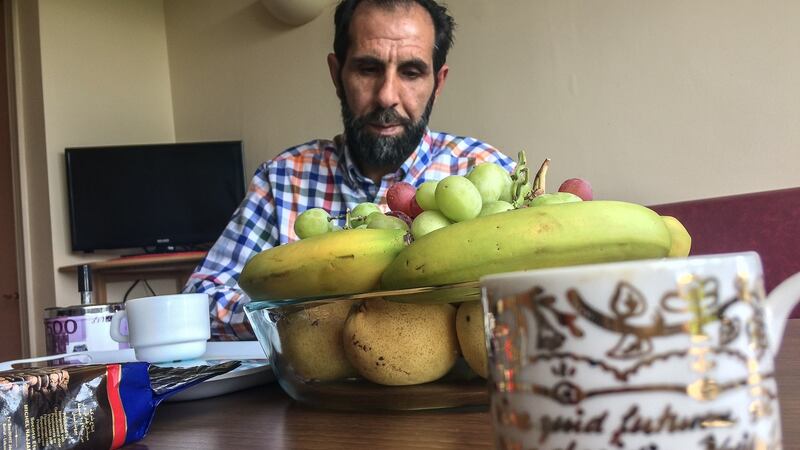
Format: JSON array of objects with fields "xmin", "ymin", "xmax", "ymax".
[
  {"xmin": 402, "ymin": 70, "xmax": 422, "ymax": 79},
  {"xmin": 359, "ymin": 66, "xmax": 379, "ymax": 75}
]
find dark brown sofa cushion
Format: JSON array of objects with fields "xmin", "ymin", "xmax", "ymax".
[{"xmin": 649, "ymin": 187, "xmax": 800, "ymax": 318}]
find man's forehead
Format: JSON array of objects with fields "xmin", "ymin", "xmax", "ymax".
[{"xmin": 347, "ymin": 2, "xmax": 435, "ymax": 61}]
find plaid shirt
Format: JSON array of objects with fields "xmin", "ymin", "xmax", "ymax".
[{"xmin": 184, "ymin": 129, "xmax": 514, "ymax": 339}]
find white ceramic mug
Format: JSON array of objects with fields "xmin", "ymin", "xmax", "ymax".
[
  {"xmin": 481, "ymin": 252, "xmax": 800, "ymax": 449},
  {"xmin": 110, "ymin": 293, "xmax": 211, "ymax": 363}
]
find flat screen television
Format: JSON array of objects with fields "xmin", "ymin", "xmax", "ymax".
[{"xmin": 65, "ymin": 141, "xmax": 246, "ymax": 253}]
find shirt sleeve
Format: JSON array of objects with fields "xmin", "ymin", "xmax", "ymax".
[
  {"xmin": 475, "ymin": 141, "xmax": 516, "ymax": 172},
  {"xmin": 183, "ymin": 163, "xmax": 279, "ymax": 340}
]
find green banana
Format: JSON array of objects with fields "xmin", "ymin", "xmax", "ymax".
[
  {"xmin": 381, "ymin": 200, "xmax": 671, "ymax": 291},
  {"xmin": 240, "ymin": 228, "xmax": 407, "ymax": 301}
]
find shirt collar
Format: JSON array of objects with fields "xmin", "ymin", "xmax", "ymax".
[
  {"xmin": 337, "ymin": 128, "xmax": 435, "ymax": 186},
  {"xmin": 335, "ymin": 134, "xmax": 366, "ymax": 188},
  {"xmin": 396, "ymin": 128, "xmax": 434, "ymax": 181}
]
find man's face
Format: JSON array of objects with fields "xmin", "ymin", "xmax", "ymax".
[{"xmin": 328, "ymin": 2, "xmax": 448, "ymax": 169}]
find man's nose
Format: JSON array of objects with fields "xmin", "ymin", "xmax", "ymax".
[{"xmin": 376, "ymin": 73, "xmax": 400, "ymax": 110}]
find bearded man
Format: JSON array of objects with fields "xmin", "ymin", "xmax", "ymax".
[{"xmin": 185, "ymin": 0, "xmax": 513, "ymax": 339}]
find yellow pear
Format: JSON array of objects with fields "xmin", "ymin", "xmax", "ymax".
[
  {"xmin": 343, "ymin": 298, "xmax": 458, "ymax": 386},
  {"xmin": 455, "ymin": 301, "xmax": 488, "ymax": 378},
  {"xmin": 277, "ymin": 300, "xmax": 358, "ymax": 381}
]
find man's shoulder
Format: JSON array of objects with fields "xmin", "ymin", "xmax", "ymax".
[{"xmin": 428, "ymin": 131, "xmax": 514, "ymax": 167}]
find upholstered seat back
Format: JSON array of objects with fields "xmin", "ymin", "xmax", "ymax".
[{"xmin": 649, "ymin": 187, "xmax": 800, "ymax": 318}]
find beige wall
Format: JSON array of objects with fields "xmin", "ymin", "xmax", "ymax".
[
  {"xmin": 440, "ymin": 0, "xmax": 800, "ymax": 204},
  {"xmin": 29, "ymin": 0, "xmax": 176, "ymax": 353},
  {"xmin": 12, "ymin": 0, "xmax": 800, "ymax": 354},
  {"xmin": 166, "ymin": 0, "xmax": 800, "ymax": 203},
  {"xmin": 164, "ymin": 0, "xmax": 340, "ymax": 175}
]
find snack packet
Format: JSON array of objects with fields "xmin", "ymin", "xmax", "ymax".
[{"xmin": 0, "ymin": 361, "xmax": 239, "ymax": 449}]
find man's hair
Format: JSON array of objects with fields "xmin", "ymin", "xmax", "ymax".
[{"xmin": 333, "ymin": 0, "xmax": 456, "ymax": 73}]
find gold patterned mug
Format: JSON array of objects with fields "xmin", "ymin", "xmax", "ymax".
[{"xmin": 481, "ymin": 252, "xmax": 800, "ymax": 449}]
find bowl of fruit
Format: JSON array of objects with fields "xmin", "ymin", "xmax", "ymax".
[
  {"xmin": 245, "ymin": 281, "xmax": 491, "ymax": 411},
  {"xmin": 241, "ymin": 154, "xmax": 691, "ymax": 410}
]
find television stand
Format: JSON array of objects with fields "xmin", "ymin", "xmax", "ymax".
[
  {"xmin": 120, "ymin": 250, "xmax": 208, "ymax": 261},
  {"xmin": 58, "ymin": 252, "xmax": 207, "ymax": 304}
]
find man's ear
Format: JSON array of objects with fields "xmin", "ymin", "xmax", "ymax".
[
  {"xmin": 432, "ymin": 64, "xmax": 449, "ymax": 101},
  {"xmin": 327, "ymin": 53, "xmax": 343, "ymax": 99}
]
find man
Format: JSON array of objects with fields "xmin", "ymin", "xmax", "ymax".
[{"xmin": 184, "ymin": 0, "xmax": 514, "ymax": 339}]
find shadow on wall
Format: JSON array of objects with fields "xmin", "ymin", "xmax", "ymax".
[{"xmin": 260, "ymin": 0, "xmax": 334, "ymax": 27}]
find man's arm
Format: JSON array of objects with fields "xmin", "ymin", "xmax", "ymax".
[{"xmin": 183, "ymin": 163, "xmax": 279, "ymax": 340}]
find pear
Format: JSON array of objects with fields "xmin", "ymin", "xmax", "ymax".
[
  {"xmin": 343, "ymin": 298, "xmax": 458, "ymax": 386},
  {"xmin": 455, "ymin": 301, "xmax": 488, "ymax": 379},
  {"xmin": 278, "ymin": 300, "xmax": 358, "ymax": 381}
]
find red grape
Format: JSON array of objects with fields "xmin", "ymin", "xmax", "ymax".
[
  {"xmin": 408, "ymin": 197, "xmax": 424, "ymax": 218},
  {"xmin": 558, "ymin": 178, "xmax": 593, "ymax": 201},
  {"xmin": 386, "ymin": 182, "xmax": 417, "ymax": 215}
]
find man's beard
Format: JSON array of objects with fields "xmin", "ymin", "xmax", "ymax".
[{"xmin": 341, "ymin": 91, "xmax": 435, "ymax": 171}]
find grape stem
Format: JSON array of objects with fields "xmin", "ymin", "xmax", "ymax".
[
  {"xmin": 510, "ymin": 151, "xmax": 530, "ymax": 209},
  {"xmin": 333, "ymin": 209, "xmax": 353, "ymax": 229},
  {"xmin": 528, "ymin": 158, "xmax": 551, "ymax": 202}
]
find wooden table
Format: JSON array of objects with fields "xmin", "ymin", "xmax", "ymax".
[
  {"xmin": 129, "ymin": 320, "xmax": 800, "ymax": 449},
  {"xmin": 58, "ymin": 252, "xmax": 206, "ymax": 303}
]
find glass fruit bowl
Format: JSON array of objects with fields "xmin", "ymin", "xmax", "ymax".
[{"xmin": 244, "ymin": 281, "xmax": 490, "ymax": 411}]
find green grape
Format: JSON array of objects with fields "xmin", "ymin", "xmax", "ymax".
[
  {"xmin": 526, "ymin": 192, "xmax": 582, "ymax": 207},
  {"xmin": 415, "ymin": 181, "xmax": 439, "ymax": 210},
  {"xmin": 498, "ymin": 183, "xmax": 513, "ymax": 203},
  {"xmin": 294, "ymin": 208, "xmax": 331, "ymax": 239},
  {"xmin": 479, "ymin": 200, "xmax": 513, "ymax": 217},
  {"xmin": 411, "ymin": 210, "xmax": 452, "ymax": 239},
  {"xmin": 365, "ymin": 212, "xmax": 409, "ymax": 231},
  {"xmin": 364, "ymin": 211, "xmax": 384, "ymax": 226},
  {"xmin": 351, "ymin": 202, "xmax": 382, "ymax": 228},
  {"xmin": 435, "ymin": 175, "xmax": 483, "ymax": 223},
  {"xmin": 467, "ymin": 163, "xmax": 512, "ymax": 204}
]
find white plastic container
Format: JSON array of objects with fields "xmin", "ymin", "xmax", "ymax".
[{"xmin": 44, "ymin": 303, "xmax": 130, "ymax": 355}]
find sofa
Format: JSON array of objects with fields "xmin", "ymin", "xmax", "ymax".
[{"xmin": 649, "ymin": 187, "xmax": 800, "ymax": 318}]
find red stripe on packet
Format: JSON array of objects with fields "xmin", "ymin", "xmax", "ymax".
[{"xmin": 106, "ymin": 364, "xmax": 128, "ymax": 449}]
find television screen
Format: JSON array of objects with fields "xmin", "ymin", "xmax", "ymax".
[{"xmin": 65, "ymin": 141, "xmax": 245, "ymax": 253}]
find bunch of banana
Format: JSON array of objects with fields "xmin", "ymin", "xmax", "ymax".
[
  {"xmin": 381, "ymin": 200, "xmax": 674, "ymax": 291},
  {"xmin": 239, "ymin": 228, "xmax": 407, "ymax": 301}
]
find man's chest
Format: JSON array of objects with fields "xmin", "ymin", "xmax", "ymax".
[{"xmin": 269, "ymin": 158, "xmax": 474, "ymax": 243}]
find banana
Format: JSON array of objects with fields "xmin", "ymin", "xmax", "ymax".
[
  {"xmin": 661, "ymin": 215, "xmax": 692, "ymax": 257},
  {"xmin": 240, "ymin": 228, "xmax": 408, "ymax": 301},
  {"xmin": 381, "ymin": 200, "xmax": 672, "ymax": 291}
]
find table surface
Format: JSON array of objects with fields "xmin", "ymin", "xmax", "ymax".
[{"xmin": 129, "ymin": 320, "xmax": 800, "ymax": 450}]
